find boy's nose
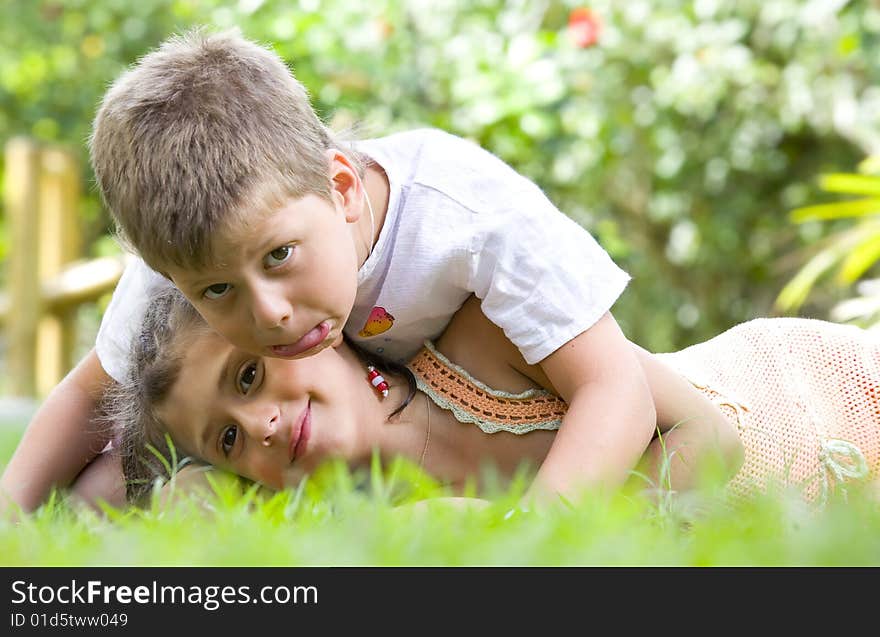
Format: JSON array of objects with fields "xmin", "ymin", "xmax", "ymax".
[{"xmin": 250, "ymin": 288, "xmax": 292, "ymax": 329}]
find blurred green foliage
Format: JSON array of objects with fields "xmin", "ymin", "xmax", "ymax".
[
  {"xmin": 2, "ymin": 0, "xmax": 880, "ymax": 351},
  {"xmin": 777, "ymin": 155, "xmax": 880, "ymax": 325}
]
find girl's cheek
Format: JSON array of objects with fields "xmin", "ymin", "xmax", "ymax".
[
  {"xmin": 236, "ymin": 455, "xmax": 267, "ymax": 487},
  {"xmin": 253, "ymin": 459, "xmax": 286, "ymax": 490}
]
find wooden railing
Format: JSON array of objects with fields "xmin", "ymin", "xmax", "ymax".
[{"xmin": 2, "ymin": 137, "xmax": 126, "ymax": 398}]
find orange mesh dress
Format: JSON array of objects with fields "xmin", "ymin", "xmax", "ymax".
[{"xmin": 407, "ymin": 318, "xmax": 880, "ymax": 503}]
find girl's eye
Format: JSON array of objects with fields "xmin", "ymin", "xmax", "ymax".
[
  {"xmin": 221, "ymin": 425, "xmax": 238, "ymax": 455},
  {"xmin": 204, "ymin": 283, "xmax": 231, "ymax": 300},
  {"xmin": 264, "ymin": 245, "xmax": 293, "ymax": 267},
  {"xmin": 238, "ymin": 363, "xmax": 258, "ymax": 394}
]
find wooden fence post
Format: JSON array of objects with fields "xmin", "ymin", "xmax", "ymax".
[
  {"xmin": 5, "ymin": 138, "xmax": 41, "ymax": 397},
  {"xmin": 1, "ymin": 138, "xmax": 126, "ymax": 399},
  {"xmin": 35, "ymin": 146, "xmax": 81, "ymax": 397}
]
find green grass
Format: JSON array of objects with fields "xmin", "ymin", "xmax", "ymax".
[{"xmin": 2, "ymin": 425, "xmax": 880, "ymax": 566}]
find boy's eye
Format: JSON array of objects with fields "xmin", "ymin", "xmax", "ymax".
[
  {"xmin": 203, "ymin": 283, "xmax": 231, "ymax": 300},
  {"xmin": 238, "ymin": 362, "xmax": 258, "ymax": 394},
  {"xmin": 264, "ymin": 245, "xmax": 293, "ymax": 267},
  {"xmin": 221, "ymin": 425, "xmax": 238, "ymax": 455}
]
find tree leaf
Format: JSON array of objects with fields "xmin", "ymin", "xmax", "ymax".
[
  {"xmin": 790, "ymin": 198, "xmax": 880, "ymax": 222},
  {"xmin": 775, "ymin": 246, "xmax": 844, "ymax": 312},
  {"xmin": 818, "ymin": 173, "xmax": 880, "ymax": 196},
  {"xmin": 836, "ymin": 224, "xmax": 880, "ymax": 284}
]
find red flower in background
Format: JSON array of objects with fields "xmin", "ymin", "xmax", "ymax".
[{"xmin": 568, "ymin": 7, "xmax": 602, "ymax": 48}]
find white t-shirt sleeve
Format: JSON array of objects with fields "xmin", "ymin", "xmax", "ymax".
[
  {"xmin": 468, "ymin": 182, "xmax": 630, "ymax": 365},
  {"xmin": 95, "ymin": 256, "xmax": 172, "ymax": 383}
]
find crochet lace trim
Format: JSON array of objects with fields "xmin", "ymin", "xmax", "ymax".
[{"xmin": 407, "ymin": 341, "xmax": 566, "ymax": 434}]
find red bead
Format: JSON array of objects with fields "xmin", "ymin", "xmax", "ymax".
[{"xmin": 366, "ymin": 365, "xmax": 389, "ymax": 397}]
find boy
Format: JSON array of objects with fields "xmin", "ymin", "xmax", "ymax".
[{"xmin": 1, "ymin": 28, "xmax": 654, "ymax": 512}]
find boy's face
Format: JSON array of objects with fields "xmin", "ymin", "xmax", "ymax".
[{"xmin": 165, "ymin": 189, "xmax": 361, "ymax": 360}]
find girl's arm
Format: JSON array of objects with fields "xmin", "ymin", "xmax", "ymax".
[
  {"xmin": 68, "ymin": 448, "xmax": 127, "ymax": 512},
  {"xmin": 629, "ymin": 344, "xmax": 743, "ymax": 493}
]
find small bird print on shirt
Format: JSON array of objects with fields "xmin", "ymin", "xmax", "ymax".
[{"xmin": 359, "ymin": 306, "xmax": 395, "ymax": 337}]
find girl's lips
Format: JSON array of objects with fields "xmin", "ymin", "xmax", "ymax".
[
  {"xmin": 289, "ymin": 400, "xmax": 311, "ymax": 463},
  {"xmin": 271, "ymin": 321, "xmax": 330, "ymax": 358}
]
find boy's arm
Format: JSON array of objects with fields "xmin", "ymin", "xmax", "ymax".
[
  {"xmin": 0, "ymin": 348, "xmax": 114, "ymax": 513},
  {"xmin": 527, "ymin": 312, "xmax": 657, "ymax": 504},
  {"xmin": 629, "ymin": 344, "xmax": 743, "ymax": 493}
]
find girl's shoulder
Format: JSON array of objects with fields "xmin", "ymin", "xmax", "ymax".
[{"xmin": 432, "ymin": 296, "xmax": 553, "ymax": 395}]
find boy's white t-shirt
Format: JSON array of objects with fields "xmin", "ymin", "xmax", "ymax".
[{"xmin": 96, "ymin": 128, "xmax": 630, "ymax": 382}]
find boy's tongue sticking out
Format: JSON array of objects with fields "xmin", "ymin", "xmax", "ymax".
[{"xmin": 271, "ymin": 321, "xmax": 331, "ymax": 358}]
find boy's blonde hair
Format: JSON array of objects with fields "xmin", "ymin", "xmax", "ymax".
[{"xmin": 90, "ymin": 27, "xmax": 361, "ymax": 271}]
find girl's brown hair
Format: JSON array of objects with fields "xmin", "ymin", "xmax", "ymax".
[{"xmin": 106, "ymin": 286, "xmax": 208, "ymax": 503}]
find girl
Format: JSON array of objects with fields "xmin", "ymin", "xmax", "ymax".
[{"xmin": 112, "ymin": 288, "xmax": 879, "ymax": 507}]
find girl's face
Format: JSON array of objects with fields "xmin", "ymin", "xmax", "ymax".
[{"xmin": 156, "ymin": 328, "xmax": 367, "ymax": 489}]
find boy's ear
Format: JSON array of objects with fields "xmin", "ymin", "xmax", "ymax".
[{"xmin": 326, "ymin": 149, "xmax": 363, "ymax": 223}]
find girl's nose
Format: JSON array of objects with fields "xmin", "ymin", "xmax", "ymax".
[
  {"xmin": 260, "ymin": 412, "xmax": 280, "ymax": 447},
  {"xmin": 237, "ymin": 406, "xmax": 281, "ymax": 447}
]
